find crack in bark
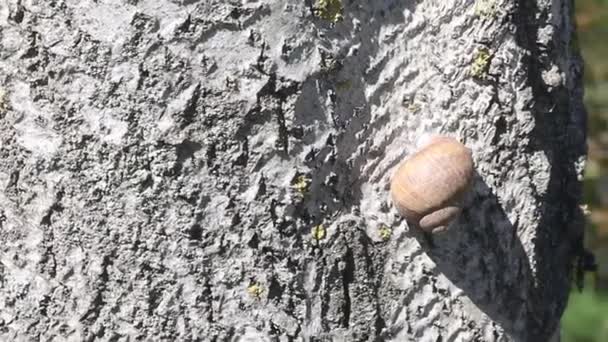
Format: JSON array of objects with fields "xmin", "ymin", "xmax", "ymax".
[{"xmin": 341, "ymin": 247, "xmax": 354, "ymax": 328}]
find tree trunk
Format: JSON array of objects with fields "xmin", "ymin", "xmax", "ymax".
[{"xmin": 0, "ymin": 0, "xmax": 586, "ymax": 341}]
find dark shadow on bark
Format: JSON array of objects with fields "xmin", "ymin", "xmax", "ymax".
[
  {"xmin": 417, "ymin": 2, "xmax": 586, "ymax": 341},
  {"xmin": 421, "ymin": 0, "xmax": 588, "ymax": 329},
  {"xmin": 420, "ymin": 173, "xmax": 533, "ymax": 341},
  {"xmin": 511, "ymin": 0, "xmax": 585, "ymax": 340}
]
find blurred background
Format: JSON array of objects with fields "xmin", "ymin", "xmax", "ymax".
[{"xmin": 561, "ymin": 0, "xmax": 608, "ymax": 341}]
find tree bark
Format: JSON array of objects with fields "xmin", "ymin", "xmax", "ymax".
[{"xmin": 0, "ymin": 0, "xmax": 586, "ymax": 341}]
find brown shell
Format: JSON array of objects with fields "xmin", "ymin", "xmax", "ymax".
[{"xmin": 390, "ymin": 136, "xmax": 473, "ymax": 232}]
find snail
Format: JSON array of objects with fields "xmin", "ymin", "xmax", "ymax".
[{"xmin": 390, "ymin": 136, "xmax": 474, "ymax": 233}]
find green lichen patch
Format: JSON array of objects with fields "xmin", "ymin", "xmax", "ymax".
[
  {"xmin": 247, "ymin": 283, "xmax": 264, "ymax": 299},
  {"xmin": 403, "ymin": 100, "xmax": 421, "ymax": 113},
  {"xmin": 379, "ymin": 225, "xmax": 392, "ymax": 241},
  {"xmin": 470, "ymin": 47, "xmax": 492, "ymax": 79},
  {"xmin": 311, "ymin": 224, "xmax": 326, "ymax": 241},
  {"xmin": 314, "ymin": 0, "xmax": 344, "ymax": 23},
  {"xmin": 474, "ymin": 0, "xmax": 499, "ymax": 18},
  {"xmin": 292, "ymin": 175, "xmax": 311, "ymax": 195}
]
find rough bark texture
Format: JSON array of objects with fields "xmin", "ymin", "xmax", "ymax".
[{"xmin": 0, "ymin": 0, "xmax": 586, "ymax": 341}]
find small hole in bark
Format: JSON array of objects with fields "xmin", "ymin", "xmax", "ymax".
[
  {"xmin": 188, "ymin": 224, "xmax": 203, "ymax": 240},
  {"xmin": 248, "ymin": 233, "xmax": 259, "ymax": 249}
]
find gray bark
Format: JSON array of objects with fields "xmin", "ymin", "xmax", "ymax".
[{"xmin": 0, "ymin": 0, "xmax": 586, "ymax": 341}]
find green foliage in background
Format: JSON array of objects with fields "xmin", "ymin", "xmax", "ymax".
[
  {"xmin": 563, "ymin": 0, "xmax": 608, "ymax": 341},
  {"xmin": 576, "ymin": 0, "xmax": 608, "ymax": 95},
  {"xmin": 562, "ymin": 289, "xmax": 608, "ymax": 342}
]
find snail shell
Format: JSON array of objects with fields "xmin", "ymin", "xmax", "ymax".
[{"xmin": 390, "ymin": 136, "xmax": 474, "ymax": 233}]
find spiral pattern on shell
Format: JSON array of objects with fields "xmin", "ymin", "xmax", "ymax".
[{"xmin": 390, "ymin": 136, "xmax": 474, "ymax": 233}]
